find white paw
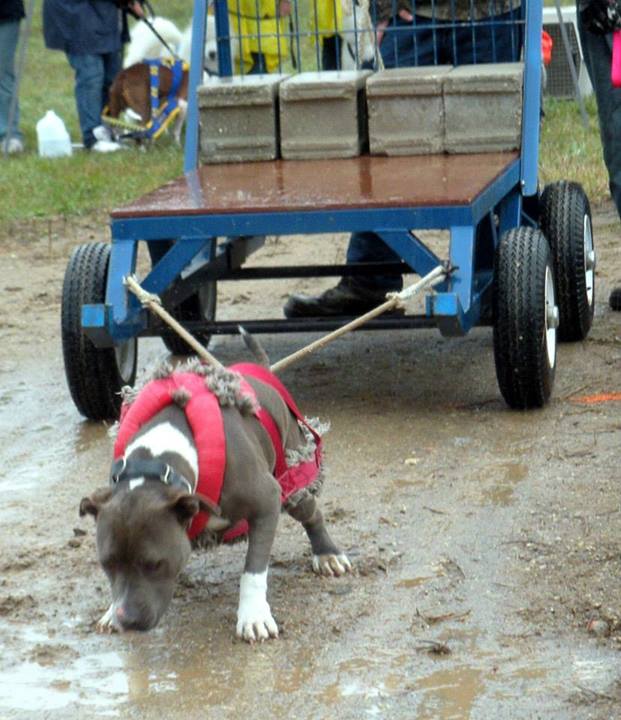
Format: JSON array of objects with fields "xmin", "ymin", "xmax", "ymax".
[
  {"xmin": 312, "ymin": 553, "xmax": 352, "ymax": 577},
  {"xmin": 96, "ymin": 603, "xmax": 121, "ymax": 634},
  {"xmin": 236, "ymin": 571, "xmax": 279, "ymax": 643},
  {"xmin": 236, "ymin": 602, "xmax": 279, "ymax": 643}
]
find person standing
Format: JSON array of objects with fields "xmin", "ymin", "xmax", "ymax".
[
  {"xmin": 42, "ymin": 0, "xmax": 142, "ymax": 152},
  {"xmin": 0, "ymin": 0, "xmax": 25, "ymax": 154},
  {"xmin": 284, "ymin": 0, "xmax": 523, "ymax": 318},
  {"xmin": 578, "ymin": 0, "xmax": 621, "ymax": 309}
]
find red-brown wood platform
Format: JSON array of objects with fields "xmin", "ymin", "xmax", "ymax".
[{"xmin": 111, "ymin": 152, "xmax": 519, "ymax": 219}]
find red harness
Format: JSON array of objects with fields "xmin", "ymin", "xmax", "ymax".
[{"xmin": 113, "ymin": 364, "xmax": 322, "ymax": 541}]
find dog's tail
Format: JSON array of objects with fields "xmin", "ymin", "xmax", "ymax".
[{"xmin": 239, "ymin": 325, "xmax": 270, "ymax": 367}]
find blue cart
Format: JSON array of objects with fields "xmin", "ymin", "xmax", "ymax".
[{"xmin": 61, "ymin": 0, "xmax": 595, "ymax": 419}]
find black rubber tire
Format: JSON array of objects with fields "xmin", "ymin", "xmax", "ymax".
[
  {"xmin": 539, "ymin": 181, "xmax": 595, "ymax": 341},
  {"xmin": 61, "ymin": 242, "xmax": 137, "ymax": 420},
  {"xmin": 161, "ymin": 282, "xmax": 217, "ymax": 356},
  {"xmin": 493, "ymin": 227, "xmax": 557, "ymax": 409}
]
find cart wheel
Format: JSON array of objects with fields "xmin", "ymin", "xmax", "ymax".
[
  {"xmin": 61, "ymin": 242, "xmax": 137, "ymax": 420},
  {"xmin": 162, "ymin": 282, "xmax": 217, "ymax": 355},
  {"xmin": 493, "ymin": 227, "xmax": 558, "ymax": 409},
  {"xmin": 540, "ymin": 181, "xmax": 595, "ymax": 341}
]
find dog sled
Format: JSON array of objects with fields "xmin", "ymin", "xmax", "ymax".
[{"xmin": 61, "ymin": 0, "xmax": 596, "ymax": 419}]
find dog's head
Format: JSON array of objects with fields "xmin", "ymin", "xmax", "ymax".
[
  {"xmin": 204, "ymin": 14, "xmax": 219, "ymax": 75},
  {"xmin": 79, "ymin": 482, "xmax": 210, "ymax": 631}
]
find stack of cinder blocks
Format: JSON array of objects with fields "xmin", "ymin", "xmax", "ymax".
[
  {"xmin": 367, "ymin": 63, "xmax": 524, "ymax": 155},
  {"xmin": 197, "ymin": 74, "xmax": 287, "ymax": 163},
  {"xmin": 279, "ymin": 71, "xmax": 371, "ymax": 159},
  {"xmin": 197, "ymin": 63, "xmax": 523, "ymax": 163}
]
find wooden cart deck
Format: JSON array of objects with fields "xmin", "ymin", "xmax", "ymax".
[{"xmin": 111, "ymin": 152, "xmax": 520, "ymax": 219}]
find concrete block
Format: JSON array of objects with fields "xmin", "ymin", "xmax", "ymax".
[
  {"xmin": 366, "ymin": 66, "xmax": 452, "ymax": 156},
  {"xmin": 198, "ymin": 74, "xmax": 287, "ymax": 163},
  {"xmin": 443, "ymin": 62, "xmax": 523, "ymax": 153},
  {"xmin": 279, "ymin": 71, "xmax": 371, "ymax": 159}
]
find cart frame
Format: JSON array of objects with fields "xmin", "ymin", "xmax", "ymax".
[{"xmin": 63, "ymin": 0, "xmax": 595, "ymax": 416}]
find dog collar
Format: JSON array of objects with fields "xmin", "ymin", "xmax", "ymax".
[{"xmin": 109, "ymin": 457, "xmax": 193, "ymax": 494}]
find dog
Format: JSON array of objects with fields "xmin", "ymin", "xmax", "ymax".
[
  {"xmin": 79, "ymin": 342, "xmax": 351, "ymax": 642},
  {"xmin": 124, "ymin": 16, "xmax": 183, "ymax": 68},
  {"xmin": 106, "ymin": 62, "xmax": 189, "ymax": 144},
  {"xmin": 340, "ymin": 0, "xmax": 378, "ymax": 70},
  {"xmin": 178, "ymin": 16, "xmax": 241, "ymax": 76}
]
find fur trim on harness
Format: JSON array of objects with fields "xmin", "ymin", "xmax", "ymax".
[
  {"xmin": 279, "ymin": 417, "xmax": 330, "ymax": 511},
  {"xmin": 113, "ymin": 360, "xmax": 327, "ymax": 543},
  {"xmin": 286, "ymin": 417, "xmax": 330, "ymax": 467},
  {"xmin": 112, "ymin": 359, "xmax": 258, "ymax": 443}
]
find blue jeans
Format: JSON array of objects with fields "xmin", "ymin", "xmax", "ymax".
[
  {"xmin": 349, "ymin": 10, "xmax": 523, "ymax": 292},
  {"xmin": 67, "ymin": 51, "xmax": 122, "ymax": 148},
  {"xmin": 0, "ymin": 19, "xmax": 22, "ymax": 142},
  {"xmin": 577, "ymin": 11, "xmax": 621, "ymax": 220}
]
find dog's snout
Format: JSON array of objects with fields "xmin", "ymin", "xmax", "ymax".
[
  {"xmin": 208, "ymin": 50, "xmax": 217, "ymax": 61},
  {"xmin": 115, "ymin": 603, "xmax": 154, "ymax": 632}
]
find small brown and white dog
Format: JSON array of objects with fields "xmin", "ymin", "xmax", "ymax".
[{"xmin": 106, "ymin": 62, "xmax": 189, "ymax": 144}]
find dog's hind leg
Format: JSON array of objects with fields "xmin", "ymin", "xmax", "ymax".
[
  {"xmin": 236, "ymin": 474, "xmax": 281, "ymax": 642},
  {"xmin": 173, "ymin": 99, "xmax": 187, "ymax": 145},
  {"xmin": 286, "ymin": 491, "xmax": 352, "ymax": 577}
]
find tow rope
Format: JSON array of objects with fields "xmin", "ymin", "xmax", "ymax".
[{"xmin": 124, "ymin": 263, "xmax": 450, "ymax": 373}]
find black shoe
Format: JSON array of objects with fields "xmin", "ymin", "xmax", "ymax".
[
  {"xmin": 283, "ymin": 279, "xmax": 402, "ymax": 318},
  {"xmin": 610, "ymin": 287, "xmax": 621, "ymax": 311}
]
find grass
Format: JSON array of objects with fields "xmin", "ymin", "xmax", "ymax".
[
  {"xmin": 0, "ymin": 2, "xmax": 613, "ymax": 225},
  {"xmin": 540, "ymin": 95, "xmax": 611, "ymax": 204},
  {"xmin": 2, "ymin": 1, "xmax": 193, "ymax": 224}
]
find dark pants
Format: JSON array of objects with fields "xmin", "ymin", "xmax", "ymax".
[
  {"xmin": 322, "ymin": 34, "xmax": 343, "ymax": 70},
  {"xmin": 349, "ymin": 10, "xmax": 523, "ymax": 292},
  {"xmin": 0, "ymin": 19, "xmax": 22, "ymax": 142},
  {"xmin": 67, "ymin": 50, "xmax": 122, "ymax": 148},
  {"xmin": 577, "ymin": 9, "xmax": 621, "ymax": 220},
  {"xmin": 248, "ymin": 52, "xmax": 268, "ymax": 74}
]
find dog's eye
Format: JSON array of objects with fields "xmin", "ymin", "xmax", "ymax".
[
  {"xmin": 141, "ymin": 560, "xmax": 164, "ymax": 575},
  {"xmin": 102, "ymin": 559, "xmax": 119, "ymax": 576}
]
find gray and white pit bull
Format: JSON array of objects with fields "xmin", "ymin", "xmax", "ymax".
[{"xmin": 79, "ymin": 348, "xmax": 351, "ymax": 642}]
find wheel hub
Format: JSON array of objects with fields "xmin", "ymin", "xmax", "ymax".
[
  {"xmin": 584, "ymin": 214, "xmax": 595, "ymax": 308},
  {"xmin": 546, "ymin": 304, "xmax": 560, "ymax": 329},
  {"xmin": 115, "ymin": 339, "xmax": 137, "ymax": 384},
  {"xmin": 545, "ymin": 265, "xmax": 557, "ymax": 369}
]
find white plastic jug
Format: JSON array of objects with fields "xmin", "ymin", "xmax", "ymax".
[{"xmin": 36, "ymin": 110, "xmax": 72, "ymax": 158}]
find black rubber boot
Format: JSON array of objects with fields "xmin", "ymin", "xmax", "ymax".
[
  {"xmin": 283, "ymin": 278, "xmax": 402, "ymax": 318},
  {"xmin": 610, "ymin": 287, "xmax": 621, "ymax": 311}
]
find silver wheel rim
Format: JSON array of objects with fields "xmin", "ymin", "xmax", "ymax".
[
  {"xmin": 583, "ymin": 214, "xmax": 595, "ymax": 309},
  {"xmin": 114, "ymin": 339, "xmax": 136, "ymax": 383},
  {"xmin": 199, "ymin": 283, "xmax": 217, "ymax": 322},
  {"xmin": 545, "ymin": 265, "xmax": 558, "ymax": 369}
]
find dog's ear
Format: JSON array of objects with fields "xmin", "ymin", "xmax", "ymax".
[
  {"xmin": 79, "ymin": 487, "xmax": 113, "ymax": 519},
  {"xmin": 169, "ymin": 493, "xmax": 221, "ymax": 528}
]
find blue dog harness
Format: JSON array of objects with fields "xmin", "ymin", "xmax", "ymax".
[
  {"xmin": 142, "ymin": 58, "xmax": 186, "ymax": 140},
  {"xmin": 102, "ymin": 57, "xmax": 187, "ymax": 140}
]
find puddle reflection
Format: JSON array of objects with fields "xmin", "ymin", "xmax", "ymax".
[{"xmin": 0, "ymin": 651, "xmax": 127, "ymax": 713}]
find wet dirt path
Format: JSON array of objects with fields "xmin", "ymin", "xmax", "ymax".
[{"xmin": 0, "ymin": 208, "xmax": 620, "ymax": 719}]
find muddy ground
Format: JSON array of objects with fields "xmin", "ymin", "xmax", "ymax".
[{"xmin": 0, "ymin": 203, "xmax": 620, "ymax": 720}]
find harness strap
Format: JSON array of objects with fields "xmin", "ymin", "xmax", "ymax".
[
  {"xmin": 230, "ymin": 363, "xmax": 321, "ymax": 445},
  {"xmin": 113, "ymin": 373, "xmax": 226, "ymax": 541}
]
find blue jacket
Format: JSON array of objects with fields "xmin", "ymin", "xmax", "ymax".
[
  {"xmin": 0, "ymin": 0, "xmax": 25, "ymax": 22},
  {"xmin": 43, "ymin": 0, "xmax": 126, "ymax": 55}
]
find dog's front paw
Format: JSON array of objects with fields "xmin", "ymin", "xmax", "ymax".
[
  {"xmin": 237, "ymin": 571, "xmax": 279, "ymax": 643},
  {"xmin": 312, "ymin": 553, "xmax": 352, "ymax": 577},
  {"xmin": 236, "ymin": 602, "xmax": 279, "ymax": 643},
  {"xmin": 96, "ymin": 604, "xmax": 121, "ymax": 634}
]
